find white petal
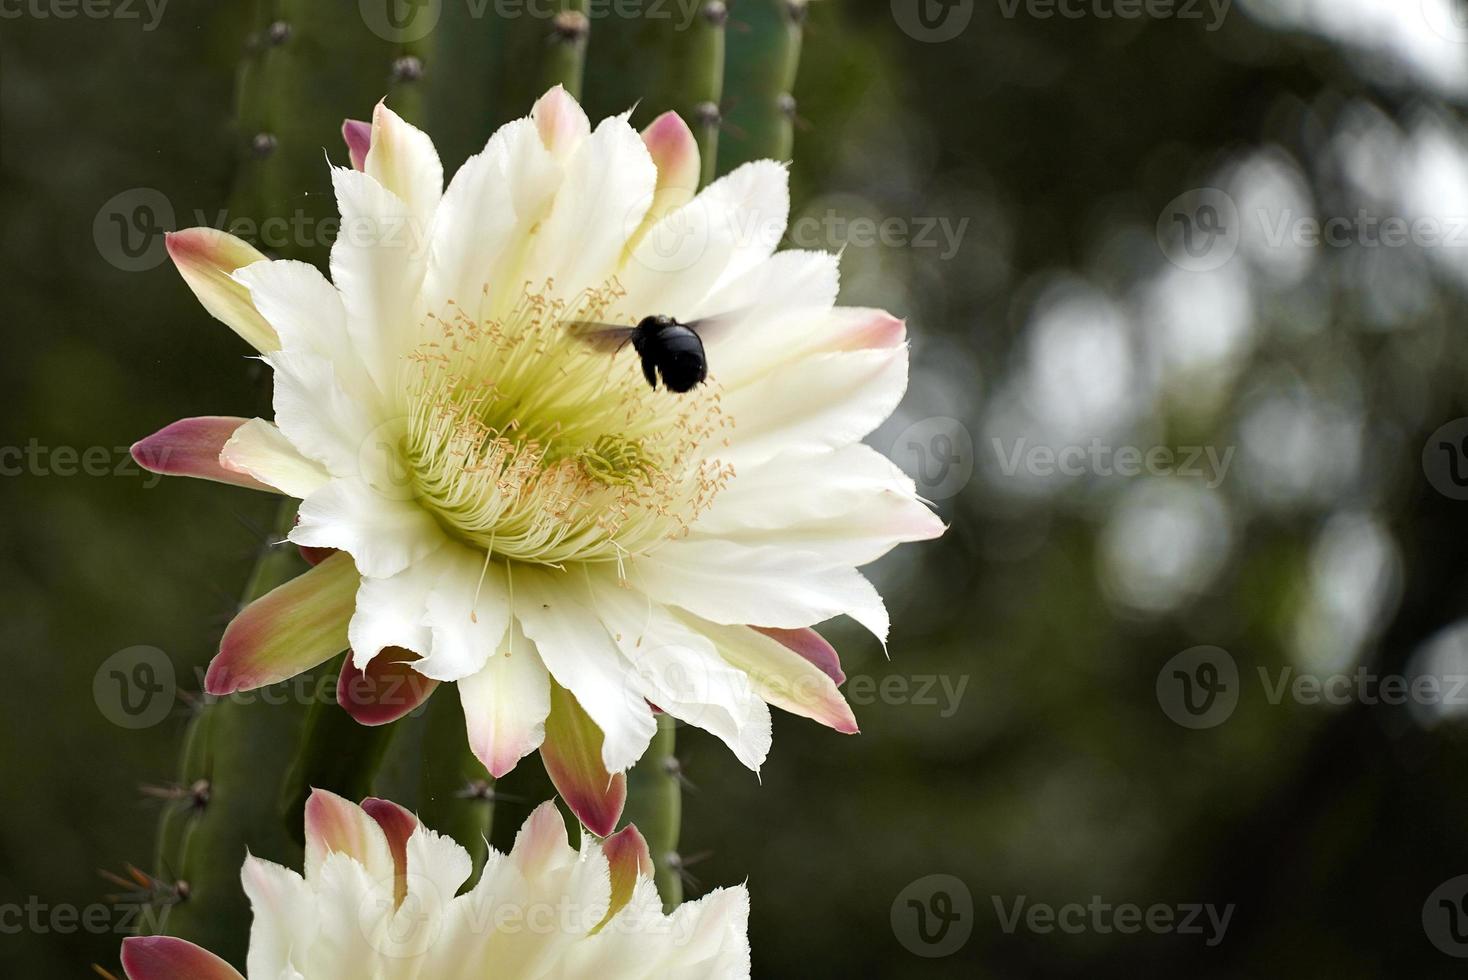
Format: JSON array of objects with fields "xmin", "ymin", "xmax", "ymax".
[
  {"xmin": 265, "ymin": 348, "xmax": 379, "ymax": 478},
  {"xmin": 512, "ymin": 567, "xmax": 657, "ymax": 773},
  {"xmin": 418, "ymin": 545, "xmax": 512, "ymax": 681},
  {"xmin": 291, "ymin": 478, "xmax": 445, "ymax": 580},
  {"xmin": 683, "ymin": 616, "xmax": 859, "ymax": 734},
  {"xmin": 365, "ymin": 101, "xmax": 443, "ymax": 231},
  {"xmin": 219, "ymin": 418, "xmax": 330, "ymax": 498},
  {"xmin": 401, "ymin": 825, "xmax": 473, "ymax": 925},
  {"xmin": 617, "ymin": 160, "xmax": 789, "ymax": 319},
  {"xmin": 242, "ymin": 856, "xmax": 315, "ymax": 980},
  {"xmin": 348, "ymin": 555, "xmax": 439, "ymax": 668},
  {"xmin": 635, "ymin": 539, "xmax": 890, "ymax": 643},
  {"xmin": 329, "ymin": 167, "xmax": 428, "ymax": 393},
  {"xmin": 233, "ymin": 259, "xmax": 375, "ymax": 403},
  {"xmin": 587, "ymin": 574, "xmax": 771, "ymax": 771},
  {"xmin": 458, "ymin": 622, "xmax": 551, "ymax": 777},
  {"xmin": 305, "ymin": 853, "xmax": 390, "ymax": 978},
  {"xmin": 691, "ymin": 444, "xmax": 943, "ymax": 566},
  {"xmin": 520, "ymin": 113, "xmax": 657, "ymax": 308},
  {"xmin": 424, "ymin": 117, "xmax": 558, "ymax": 320},
  {"xmin": 533, "ymin": 85, "xmax": 592, "ymax": 159},
  {"xmin": 716, "ymin": 347, "xmax": 909, "ymax": 469}
]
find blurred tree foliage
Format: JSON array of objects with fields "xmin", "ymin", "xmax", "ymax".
[{"xmin": 5, "ymin": 1, "xmax": 1468, "ymax": 977}]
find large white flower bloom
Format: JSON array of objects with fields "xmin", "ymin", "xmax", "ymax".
[
  {"xmin": 118, "ymin": 790, "xmax": 749, "ymax": 979},
  {"xmin": 134, "ymin": 87, "xmax": 941, "ymax": 832}
]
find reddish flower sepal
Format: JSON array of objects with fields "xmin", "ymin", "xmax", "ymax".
[
  {"xmin": 337, "ymin": 647, "xmax": 439, "ymax": 726},
  {"xmin": 119, "ymin": 936, "xmax": 243, "ymax": 980}
]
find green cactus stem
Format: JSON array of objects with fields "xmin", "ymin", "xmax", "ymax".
[
  {"xmin": 584, "ymin": 0, "xmax": 727, "ymax": 187},
  {"xmin": 622, "ymin": 713, "xmax": 683, "ymax": 910},
  {"xmin": 145, "ymin": 500, "xmax": 313, "ymax": 966},
  {"xmin": 718, "ymin": 0, "xmax": 804, "ymax": 170},
  {"xmin": 416, "ymin": 691, "xmax": 497, "ymax": 883},
  {"xmin": 230, "ymin": 2, "xmax": 405, "ymax": 263},
  {"xmin": 278, "ymin": 656, "xmax": 400, "ymax": 845}
]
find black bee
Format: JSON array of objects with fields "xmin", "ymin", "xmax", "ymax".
[{"xmin": 570, "ymin": 312, "xmax": 736, "ymax": 394}]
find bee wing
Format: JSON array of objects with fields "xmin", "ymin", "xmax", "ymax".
[
  {"xmin": 565, "ymin": 320, "xmax": 637, "ymax": 353},
  {"xmin": 684, "ymin": 307, "xmax": 751, "ymax": 345}
]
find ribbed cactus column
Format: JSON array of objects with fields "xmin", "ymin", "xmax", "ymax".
[
  {"xmin": 584, "ymin": 0, "xmax": 727, "ymax": 186},
  {"xmin": 719, "ymin": 0, "xmax": 805, "ymax": 168},
  {"xmin": 146, "ymin": 500, "xmax": 311, "ymax": 964},
  {"xmin": 417, "ymin": 689, "xmax": 497, "ymax": 883},
  {"xmin": 623, "ymin": 713, "xmax": 684, "ymax": 910}
]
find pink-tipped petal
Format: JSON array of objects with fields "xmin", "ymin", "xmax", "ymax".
[
  {"xmin": 362, "ymin": 796, "xmax": 417, "ymax": 907},
  {"xmin": 165, "ymin": 228, "xmax": 278, "ymax": 353},
  {"xmin": 641, "ymin": 110, "xmax": 700, "ymax": 211},
  {"xmin": 825, "ymin": 308, "xmax": 906, "ymax": 352},
  {"xmin": 120, "ymin": 936, "xmax": 244, "ymax": 980},
  {"xmin": 752, "ymin": 627, "xmax": 845, "ymax": 685},
  {"xmin": 510, "ymin": 800, "xmax": 574, "ymax": 878},
  {"xmin": 459, "ymin": 631, "xmax": 551, "ymax": 779},
  {"xmin": 207, "ymin": 552, "xmax": 358, "ymax": 695},
  {"xmin": 303, "ymin": 788, "xmax": 394, "ymax": 881},
  {"xmin": 337, "ymin": 647, "xmax": 439, "ymax": 727},
  {"xmin": 342, "ymin": 118, "xmax": 372, "ymax": 171},
  {"xmin": 532, "ymin": 85, "xmax": 590, "ymax": 157},
  {"xmin": 538, "ymin": 681, "xmax": 626, "ymax": 838},
  {"xmin": 364, "ymin": 100, "xmax": 443, "ymax": 223},
  {"xmin": 696, "ymin": 619, "xmax": 860, "ymax": 735},
  {"xmin": 599, "ymin": 824, "xmax": 654, "ymax": 926},
  {"xmin": 131, "ymin": 417, "xmax": 273, "ymax": 492}
]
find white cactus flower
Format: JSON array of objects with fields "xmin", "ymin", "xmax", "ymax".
[
  {"xmin": 119, "ymin": 791, "xmax": 750, "ymax": 979},
  {"xmin": 133, "ymin": 86, "xmax": 942, "ymax": 832}
]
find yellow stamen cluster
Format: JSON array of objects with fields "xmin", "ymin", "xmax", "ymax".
[{"xmin": 400, "ymin": 281, "xmax": 732, "ymax": 567}]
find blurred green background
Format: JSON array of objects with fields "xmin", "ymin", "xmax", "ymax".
[{"xmin": 8, "ymin": 0, "xmax": 1468, "ymax": 976}]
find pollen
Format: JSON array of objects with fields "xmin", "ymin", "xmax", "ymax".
[{"xmin": 398, "ymin": 281, "xmax": 732, "ymax": 567}]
